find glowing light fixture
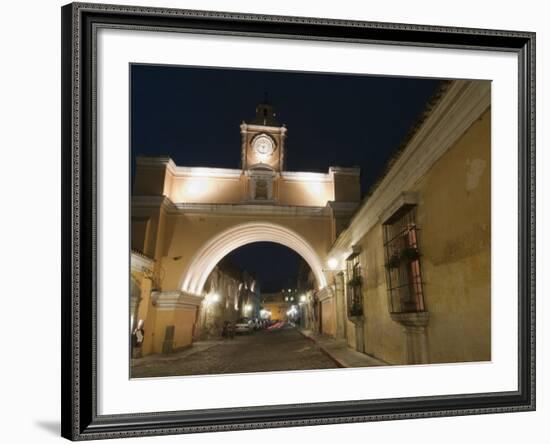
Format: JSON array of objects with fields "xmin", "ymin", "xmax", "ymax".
[
  {"xmin": 205, "ymin": 293, "xmax": 220, "ymax": 304},
  {"xmin": 259, "ymin": 309, "xmax": 271, "ymax": 319},
  {"xmin": 286, "ymin": 305, "xmax": 299, "ymax": 317},
  {"xmin": 327, "ymin": 257, "xmax": 339, "ymax": 270},
  {"xmin": 183, "ymin": 178, "xmax": 210, "ymax": 199}
]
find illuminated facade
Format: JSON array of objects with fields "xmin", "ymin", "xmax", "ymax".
[
  {"xmin": 195, "ymin": 261, "xmax": 260, "ymax": 340},
  {"xmin": 131, "ymin": 102, "xmax": 361, "ymax": 355},
  {"xmin": 262, "ymin": 289, "xmax": 300, "ymax": 322}
]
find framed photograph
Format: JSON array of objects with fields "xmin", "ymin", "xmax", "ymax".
[{"xmin": 61, "ymin": 2, "xmax": 535, "ymax": 440}]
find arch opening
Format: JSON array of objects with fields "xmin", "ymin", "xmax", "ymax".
[{"xmin": 180, "ymin": 222, "xmax": 327, "ymax": 295}]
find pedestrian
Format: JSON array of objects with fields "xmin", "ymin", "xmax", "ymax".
[
  {"xmin": 222, "ymin": 320, "xmax": 235, "ymax": 339},
  {"xmin": 222, "ymin": 321, "xmax": 230, "ymax": 339},
  {"xmin": 132, "ymin": 319, "xmax": 145, "ymax": 358}
]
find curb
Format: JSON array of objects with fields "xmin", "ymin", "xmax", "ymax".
[{"xmin": 296, "ymin": 329, "xmax": 346, "ymax": 368}]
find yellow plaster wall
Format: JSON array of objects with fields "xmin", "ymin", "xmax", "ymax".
[
  {"xmin": 173, "ymin": 308, "xmax": 198, "ymax": 350},
  {"xmin": 277, "ymin": 179, "xmax": 334, "ymax": 207},
  {"xmin": 321, "ymin": 299, "xmax": 336, "ymax": 337},
  {"xmin": 148, "ymin": 307, "xmax": 198, "ymax": 354},
  {"xmin": 141, "ymin": 306, "xmax": 157, "ymax": 356},
  {"xmin": 351, "ymin": 109, "xmax": 491, "ymax": 365},
  {"xmin": 134, "ymin": 165, "xmax": 168, "ymax": 196},
  {"xmin": 333, "ymin": 173, "xmax": 361, "ymax": 202},
  {"xmin": 360, "ymin": 226, "xmax": 406, "ymax": 363},
  {"xmin": 414, "ymin": 109, "xmax": 491, "ymax": 363},
  {"xmin": 169, "ymin": 176, "xmax": 245, "ymax": 204},
  {"xmin": 130, "ymin": 206, "xmax": 162, "ymax": 259},
  {"xmin": 150, "ymin": 309, "xmax": 173, "ymax": 354},
  {"xmin": 168, "ymin": 174, "xmax": 338, "ymax": 207},
  {"xmin": 131, "ymin": 217, "xmax": 150, "ymax": 253}
]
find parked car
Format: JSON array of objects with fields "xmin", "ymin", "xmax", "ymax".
[{"xmin": 234, "ymin": 317, "xmax": 254, "ymax": 334}]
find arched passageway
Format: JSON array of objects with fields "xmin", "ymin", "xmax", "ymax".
[{"xmin": 180, "ymin": 221, "xmax": 328, "ymax": 295}]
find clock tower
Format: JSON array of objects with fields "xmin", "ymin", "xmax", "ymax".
[
  {"xmin": 240, "ymin": 101, "xmax": 287, "ymax": 201},
  {"xmin": 240, "ymin": 102, "xmax": 287, "ymax": 173}
]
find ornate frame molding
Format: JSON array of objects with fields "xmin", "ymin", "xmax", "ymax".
[{"xmin": 61, "ymin": 2, "xmax": 535, "ymax": 440}]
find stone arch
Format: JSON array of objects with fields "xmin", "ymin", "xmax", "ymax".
[{"xmin": 180, "ymin": 221, "xmax": 328, "ymax": 295}]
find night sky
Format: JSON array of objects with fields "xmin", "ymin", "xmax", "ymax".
[{"xmin": 131, "ymin": 64, "xmax": 442, "ymax": 292}]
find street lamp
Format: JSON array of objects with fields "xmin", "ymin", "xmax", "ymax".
[
  {"xmin": 205, "ymin": 292, "xmax": 220, "ymax": 304},
  {"xmin": 327, "ymin": 257, "xmax": 339, "ymax": 270}
]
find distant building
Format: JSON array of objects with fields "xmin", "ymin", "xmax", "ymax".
[
  {"xmin": 195, "ymin": 258, "xmax": 247, "ymax": 340},
  {"xmin": 262, "ymin": 289, "xmax": 299, "ymax": 322}
]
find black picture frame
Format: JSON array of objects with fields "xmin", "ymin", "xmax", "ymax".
[{"xmin": 61, "ymin": 2, "xmax": 536, "ymax": 440}]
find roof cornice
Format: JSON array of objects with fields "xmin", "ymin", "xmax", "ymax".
[
  {"xmin": 330, "ymin": 80, "xmax": 491, "ymax": 259},
  {"xmin": 131, "ymin": 196, "xmax": 331, "ymax": 217}
]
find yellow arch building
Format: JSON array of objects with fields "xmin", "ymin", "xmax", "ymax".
[{"xmin": 131, "ymin": 101, "xmax": 360, "ymax": 355}]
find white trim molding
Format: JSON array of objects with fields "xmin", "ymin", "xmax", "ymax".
[
  {"xmin": 151, "ymin": 291, "xmax": 203, "ymax": 311},
  {"xmin": 172, "ymin": 166, "xmax": 242, "ymax": 179},
  {"xmin": 240, "ymin": 123, "xmax": 287, "ymax": 135},
  {"xmin": 317, "ymin": 286, "xmax": 335, "ymax": 302},
  {"xmin": 281, "ymin": 171, "xmax": 332, "ymax": 183},
  {"xmin": 130, "ymin": 250, "xmax": 154, "ymax": 273},
  {"xmin": 329, "ymin": 166, "xmax": 361, "ymax": 176},
  {"xmin": 379, "ymin": 192, "xmax": 419, "ymax": 225},
  {"xmin": 172, "ymin": 202, "xmax": 331, "ymax": 217},
  {"xmin": 180, "ymin": 221, "xmax": 328, "ymax": 295},
  {"xmin": 132, "ymin": 195, "xmax": 331, "ymax": 217}
]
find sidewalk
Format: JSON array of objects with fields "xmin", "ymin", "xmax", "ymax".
[{"xmin": 298, "ymin": 329, "xmax": 388, "ymax": 368}]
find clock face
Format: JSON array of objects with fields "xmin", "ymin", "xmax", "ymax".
[{"xmin": 253, "ymin": 135, "xmax": 275, "ymax": 160}]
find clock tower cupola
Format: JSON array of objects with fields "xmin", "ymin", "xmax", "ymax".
[{"xmin": 240, "ymin": 100, "xmax": 287, "ymax": 173}]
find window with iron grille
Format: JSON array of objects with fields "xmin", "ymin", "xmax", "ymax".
[
  {"xmin": 383, "ymin": 206, "xmax": 425, "ymax": 313},
  {"xmin": 346, "ymin": 253, "xmax": 363, "ymax": 317}
]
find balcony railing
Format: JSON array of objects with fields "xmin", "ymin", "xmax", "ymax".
[
  {"xmin": 383, "ymin": 208, "xmax": 426, "ymax": 314},
  {"xmin": 346, "ymin": 275, "xmax": 363, "ymax": 318}
]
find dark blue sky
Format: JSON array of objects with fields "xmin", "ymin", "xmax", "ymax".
[{"xmin": 131, "ymin": 64, "xmax": 442, "ymax": 292}]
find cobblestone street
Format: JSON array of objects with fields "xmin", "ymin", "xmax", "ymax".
[{"xmin": 131, "ymin": 324, "xmax": 339, "ymax": 378}]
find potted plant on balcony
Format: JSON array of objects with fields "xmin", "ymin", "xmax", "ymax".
[
  {"xmin": 385, "ymin": 253, "xmax": 400, "ymax": 270},
  {"xmin": 349, "ymin": 302, "xmax": 363, "ymax": 317},
  {"xmin": 400, "ymin": 247, "xmax": 420, "ymax": 262},
  {"xmin": 348, "ymin": 275, "xmax": 362, "ymax": 287}
]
